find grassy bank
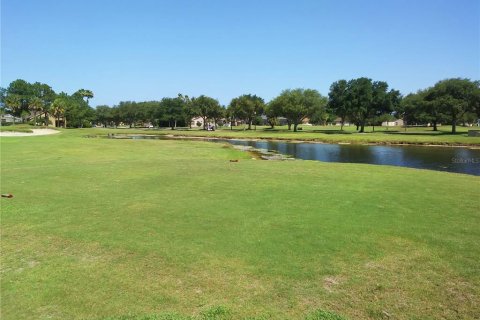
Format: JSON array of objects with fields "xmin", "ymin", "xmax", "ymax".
[
  {"xmin": 79, "ymin": 125, "xmax": 480, "ymax": 146},
  {"xmin": 0, "ymin": 124, "xmax": 36, "ymax": 133},
  {"xmin": 1, "ymin": 130, "xmax": 479, "ymax": 319}
]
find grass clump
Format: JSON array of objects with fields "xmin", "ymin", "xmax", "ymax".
[{"xmin": 304, "ymin": 309, "xmax": 347, "ymax": 320}]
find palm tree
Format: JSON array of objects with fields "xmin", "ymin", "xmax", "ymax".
[
  {"xmin": 28, "ymin": 97, "xmax": 43, "ymax": 126},
  {"xmin": 4, "ymin": 94, "xmax": 22, "ymax": 125},
  {"xmin": 75, "ymin": 89, "xmax": 94, "ymax": 104},
  {"xmin": 51, "ymin": 98, "xmax": 66, "ymax": 128},
  {"xmin": 40, "ymin": 102, "xmax": 51, "ymax": 126}
]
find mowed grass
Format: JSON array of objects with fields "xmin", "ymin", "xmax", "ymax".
[
  {"xmin": 0, "ymin": 124, "xmax": 37, "ymax": 133},
  {"xmin": 1, "ymin": 130, "xmax": 479, "ymax": 319}
]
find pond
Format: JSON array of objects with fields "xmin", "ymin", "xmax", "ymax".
[
  {"xmin": 108, "ymin": 134, "xmax": 480, "ymax": 176},
  {"xmin": 226, "ymin": 139, "xmax": 480, "ymax": 176}
]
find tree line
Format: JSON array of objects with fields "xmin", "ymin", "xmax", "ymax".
[
  {"xmin": 2, "ymin": 77, "xmax": 479, "ymax": 133},
  {"xmin": 0, "ymin": 79, "xmax": 94, "ymax": 128}
]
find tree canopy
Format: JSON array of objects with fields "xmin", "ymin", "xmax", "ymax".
[
  {"xmin": 270, "ymin": 89, "xmax": 326, "ymax": 132},
  {"xmin": 229, "ymin": 94, "xmax": 265, "ymax": 130}
]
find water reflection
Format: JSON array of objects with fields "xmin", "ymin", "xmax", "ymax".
[{"xmin": 225, "ymin": 140, "xmax": 480, "ymax": 176}]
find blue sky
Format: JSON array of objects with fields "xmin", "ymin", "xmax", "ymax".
[{"xmin": 1, "ymin": 0, "xmax": 479, "ymax": 106}]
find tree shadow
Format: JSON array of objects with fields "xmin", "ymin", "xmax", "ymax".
[
  {"xmin": 309, "ymin": 129, "xmax": 354, "ymax": 134},
  {"xmin": 381, "ymin": 131, "xmax": 465, "ymax": 136}
]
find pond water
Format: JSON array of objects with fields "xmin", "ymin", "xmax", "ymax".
[
  {"xmin": 226, "ymin": 139, "xmax": 480, "ymax": 176},
  {"xmin": 109, "ymin": 135, "xmax": 480, "ymax": 176}
]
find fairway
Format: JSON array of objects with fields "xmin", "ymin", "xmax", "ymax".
[{"xmin": 1, "ymin": 130, "xmax": 479, "ymax": 319}]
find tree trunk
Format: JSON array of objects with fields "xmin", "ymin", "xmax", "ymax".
[
  {"xmin": 452, "ymin": 119, "xmax": 456, "ymax": 134},
  {"xmin": 293, "ymin": 122, "xmax": 298, "ymax": 132},
  {"xmin": 433, "ymin": 120, "xmax": 437, "ymax": 131},
  {"xmin": 356, "ymin": 124, "xmax": 359, "ymax": 131},
  {"xmin": 359, "ymin": 122, "xmax": 365, "ymax": 133},
  {"xmin": 248, "ymin": 119, "xmax": 252, "ymax": 130},
  {"xmin": 203, "ymin": 116, "xmax": 207, "ymax": 130},
  {"xmin": 372, "ymin": 124, "xmax": 375, "ymax": 132},
  {"xmin": 287, "ymin": 122, "xmax": 292, "ymax": 130}
]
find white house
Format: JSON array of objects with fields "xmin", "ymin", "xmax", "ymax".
[
  {"xmin": 382, "ymin": 119, "xmax": 404, "ymax": 127},
  {"xmin": 333, "ymin": 117, "xmax": 351, "ymax": 126},
  {"xmin": 191, "ymin": 116, "xmax": 204, "ymax": 128}
]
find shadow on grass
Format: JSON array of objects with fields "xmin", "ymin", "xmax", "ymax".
[
  {"xmin": 381, "ymin": 131, "xmax": 465, "ymax": 136},
  {"xmin": 309, "ymin": 130, "xmax": 354, "ymax": 135}
]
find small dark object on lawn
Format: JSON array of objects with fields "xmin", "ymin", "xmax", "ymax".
[
  {"xmin": 1, "ymin": 194, "xmax": 14, "ymax": 198},
  {"xmin": 229, "ymin": 160, "xmax": 239, "ymax": 162}
]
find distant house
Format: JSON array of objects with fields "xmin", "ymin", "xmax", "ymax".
[
  {"xmin": 381, "ymin": 119, "xmax": 404, "ymax": 127},
  {"xmin": 302, "ymin": 117, "xmax": 311, "ymax": 125},
  {"xmin": 333, "ymin": 117, "xmax": 351, "ymax": 126},
  {"xmin": 277, "ymin": 117, "xmax": 289, "ymax": 126},
  {"xmin": 35, "ymin": 113, "xmax": 66, "ymax": 127},
  {"xmin": 191, "ymin": 116, "xmax": 205, "ymax": 128},
  {"xmin": 191, "ymin": 116, "xmax": 218, "ymax": 128},
  {"xmin": 1, "ymin": 114, "xmax": 22, "ymax": 124}
]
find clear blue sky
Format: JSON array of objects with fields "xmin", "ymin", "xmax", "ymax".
[{"xmin": 1, "ymin": 0, "xmax": 479, "ymax": 107}]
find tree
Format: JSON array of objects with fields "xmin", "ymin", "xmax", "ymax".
[
  {"xmin": 346, "ymin": 78, "xmax": 374, "ymax": 133},
  {"xmin": 161, "ymin": 97, "xmax": 184, "ymax": 130},
  {"xmin": 4, "ymin": 94, "xmax": 22, "ymax": 124},
  {"xmin": 0, "ymin": 87, "xmax": 6, "ymax": 108},
  {"xmin": 32, "ymin": 82, "xmax": 56, "ymax": 126},
  {"xmin": 423, "ymin": 89, "xmax": 447, "ymax": 131},
  {"xmin": 310, "ymin": 107, "xmax": 333, "ymax": 125},
  {"xmin": 264, "ymin": 101, "xmax": 283, "ymax": 129},
  {"xmin": 328, "ymin": 80, "xmax": 349, "ymax": 130},
  {"xmin": 370, "ymin": 82, "xmax": 400, "ymax": 132},
  {"xmin": 28, "ymin": 96, "xmax": 43, "ymax": 125},
  {"xmin": 6, "ymin": 79, "xmax": 32, "ymax": 116},
  {"xmin": 74, "ymin": 89, "xmax": 94, "ymax": 104},
  {"xmin": 425, "ymin": 78, "xmax": 480, "ymax": 133},
  {"xmin": 229, "ymin": 94, "xmax": 265, "ymax": 130},
  {"xmin": 209, "ymin": 103, "xmax": 225, "ymax": 128},
  {"xmin": 270, "ymin": 89, "xmax": 326, "ymax": 132},
  {"xmin": 63, "ymin": 93, "xmax": 95, "ymax": 128},
  {"xmin": 344, "ymin": 78, "xmax": 399, "ymax": 133},
  {"xmin": 191, "ymin": 95, "xmax": 220, "ymax": 130},
  {"xmin": 178, "ymin": 94, "xmax": 198, "ymax": 129},
  {"xmin": 95, "ymin": 105, "xmax": 113, "ymax": 127},
  {"xmin": 117, "ymin": 101, "xmax": 141, "ymax": 127},
  {"xmin": 51, "ymin": 97, "xmax": 68, "ymax": 127},
  {"xmin": 396, "ymin": 91, "xmax": 426, "ymax": 131}
]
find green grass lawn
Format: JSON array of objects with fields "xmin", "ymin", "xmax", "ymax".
[
  {"xmin": 0, "ymin": 124, "xmax": 36, "ymax": 133},
  {"xmin": 1, "ymin": 129, "xmax": 479, "ymax": 319}
]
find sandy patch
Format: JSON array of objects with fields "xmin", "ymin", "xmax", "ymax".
[{"xmin": 0, "ymin": 129, "xmax": 60, "ymax": 137}]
